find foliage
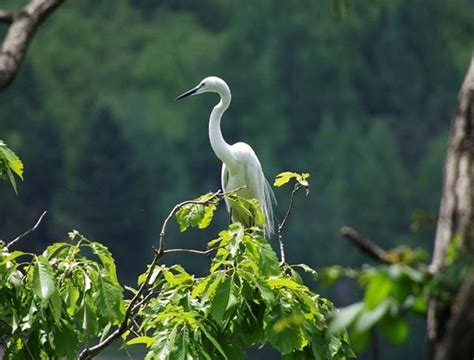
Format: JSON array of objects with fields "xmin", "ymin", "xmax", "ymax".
[
  {"xmin": 0, "ymin": 231, "xmax": 124, "ymax": 359},
  {"xmin": 323, "ymin": 241, "xmax": 473, "ymax": 354},
  {"xmin": 0, "ymin": 141, "xmax": 23, "ymax": 194},
  {"xmin": 325, "ymin": 262, "xmax": 430, "ymax": 352},
  {"xmin": 274, "ymin": 172, "xmax": 310, "ymax": 191},
  {"xmin": 132, "ymin": 223, "xmax": 353, "ymax": 359},
  {"xmin": 0, "ymin": 180, "xmax": 354, "ymax": 359}
]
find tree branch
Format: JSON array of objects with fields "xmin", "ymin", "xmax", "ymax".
[
  {"xmin": 0, "ymin": 10, "xmax": 15, "ymax": 23},
  {"xmin": 0, "ymin": 0, "xmax": 64, "ymax": 91},
  {"xmin": 277, "ymin": 183, "xmax": 301, "ymax": 264},
  {"xmin": 5, "ymin": 211, "xmax": 47, "ymax": 249},
  {"xmin": 339, "ymin": 226, "xmax": 393, "ymax": 265},
  {"xmin": 79, "ymin": 188, "xmax": 239, "ymax": 359}
]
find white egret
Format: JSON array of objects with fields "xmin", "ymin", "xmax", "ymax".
[{"xmin": 176, "ymin": 76, "xmax": 275, "ymax": 237}]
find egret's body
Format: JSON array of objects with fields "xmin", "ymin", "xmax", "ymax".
[{"xmin": 176, "ymin": 76, "xmax": 275, "ymax": 237}]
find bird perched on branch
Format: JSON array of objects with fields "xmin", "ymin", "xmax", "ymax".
[{"xmin": 176, "ymin": 76, "xmax": 275, "ymax": 237}]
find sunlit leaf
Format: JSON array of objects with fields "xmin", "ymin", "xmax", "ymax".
[
  {"xmin": 96, "ymin": 274, "xmax": 124, "ymax": 322},
  {"xmin": 127, "ymin": 336, "xmax": 155, "ymax": 347},
  {"xmin": 274, "ymin": 172, "xmax": 298, "ymax": 187},
  {"xmin": 210, "ymin": 275, "xmax": 232, "ymax": 323},
  {"xmin": 33, "ymin": 256, "xmax": 56, "ymax": 304},
  {"xmin": 364, "ymin": 272, "xmax": 392, "ymax": 310}
]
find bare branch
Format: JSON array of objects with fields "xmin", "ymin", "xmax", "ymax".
[
  {"xmin": 6, "ymin": 211, "xmax": 47, "ymax": 249},
  {"xmin": 340, "ymin": 226, "xmax": 393, "ymax": 265},
  {"xmin": 0, "ymin": 0, "xmax": 64, "ymax": 90},
  {"xmin": 0, "ymin": 10, "xmax": 15, "ymax": 23},
  {"xmin": 163, "ymin": 247, "xmax": 217, "ymax": 256}
]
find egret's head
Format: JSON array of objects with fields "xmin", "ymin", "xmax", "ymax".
[{"xmin": 175, "ymin": 76, "xmax": 230, "ymax": 100}]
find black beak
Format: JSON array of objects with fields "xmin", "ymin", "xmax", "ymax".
[{"xmin": 175, "ymin": 85, "xmax": 199, "ymax": 101}]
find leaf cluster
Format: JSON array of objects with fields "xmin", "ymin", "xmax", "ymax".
[
  {"xmin": 326, "ymin": 263, "xmax": 430, "ymax": 352},
  {"xmin": 0, "ymin": 141, "xmax": 23, "ymax": 194},
  {"xmin": 1, "ymin": 178, "xmax": 354, "ymax": 359},
  {"xmin": 130, "ymin": 222, "xmax": 353, "ymax": 359},
  {"xmin": 0, "ymin": 231, "xmax": 124, "ymax": 359}
]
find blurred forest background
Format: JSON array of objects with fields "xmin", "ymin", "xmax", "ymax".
[{"xmin": 1, "ymin": 0, "xmax": 474, "ymax": 358}]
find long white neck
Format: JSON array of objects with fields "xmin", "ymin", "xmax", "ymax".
[{"xmin": 209, "ymin": 90, "xmax": 237, "ymax": 172}]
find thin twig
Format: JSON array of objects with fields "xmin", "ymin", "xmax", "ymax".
[
  {"xmin": 340, "ymin": 227, "xmax": 393, "ymax": 264},
  {"xmin": 6, "ymin": 211, "xmax": 47, "ymax": 249},
  {"xmin": 131, "ymin": 290, "xmax": 156, "ymax": 313},
  {"xmin": 163, "ymin": 247, "xmax": 217, "ymax": 256},
  {"xmin": 277, "ymin": 184, "xmax": 301, "ymax": 264}
]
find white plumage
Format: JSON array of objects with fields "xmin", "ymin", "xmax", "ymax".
[{"xmin": 176, "ymin": 76, "xmax": 275, "ymax": 237}]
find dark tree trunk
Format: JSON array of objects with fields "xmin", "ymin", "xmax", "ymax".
[{"xmin": 428, "ymin": 54, "xmax": 474, "ymax": 360}]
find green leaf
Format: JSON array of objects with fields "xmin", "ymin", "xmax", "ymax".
[
  {"xmin": 154, "ymin": 324, "xmax": 178, "ymax": 358},
  {"xmin": 197, "ymin": 323, "xmax": 229, "ymax": 360},
  {"xmin": 175, "ymin": 194, "xmax": 218, "ymax": 232},
  {"xmin": 259, "ymin": 242, "xmax": 280, "ymax": 276},
  {"xmin": 33, "ymin": 256, "xmax": 56, "ymax": 304},
  {"xmin": 273, "ymin": 172, "xmax": 310, "ymax": 188},
  {"xmin": 82, "ymin": 298, "xmax": 98, "ymax": 336},
  {"xmin": 364, "ymin": 272, "xmax": 393, "ymax": 310},
  {"xmin": 96, "ymin": 274, "xmax": 124, "ymax": 322},
  {"xmin": 43, "ymin": 242, "xmax": 70, "ymax": 259},
  {"xmin": 228, "ymin": 223, "xmax": 244, "ymax": 258},
  {"xmin": 0, "ymin": 144, "xmax": 24, "ymax": 179},
  {"xmin": 127, "ymin": 336, "xmax": 155, "ymax": 347},
  {"xmin": 380, "ymin": 316, "xmax": 409, "ymax": 345},
  {"xmin": 274, "ymin": 172, "xmax": 298, "ymax": 187},
  {"xmin": 4, "ymin": 250, "xmax": 28, "ymax": 263},
  {"xmin": 49, "ymin": 290, "xmax": 63, "ymax": 325},
  {"xmin": 253, "ymin": 275, "xmax": 275, "ymax": 304},
  {"xmin": 210, "ymin": 275, "xmax": 232, "ymax": 323},
  {"xmin": 354, "ymin": 301, "xmax": 389, "ymax": 332},
  {"xmin": 199, "ymin": 203, "xmax": 217, "ymax": 229},
  {"xmin": 292, "ymin": 263, "xmax": 318, "ymax": 280},
  {"xmin": 266, "ymin": 305, "xmax": 307, "ymax": 354},
  {"xmin": 329, "ymin": 302, "xmax": 364, "ymax": 334},
  {"xmin": 162, "ymin": 266, "xmax": 193, "ymax": 286},
  {"xmin": 53, "ymin": 323, "xmax": 79, "ymax": 358},
  {"xmin": 90, "ymin": 242, "xmax": 118, "ymax": 281},
  {"xmin": 349, "ymin": 327, "xmax": 371, "ymax": 353},
  {"xmin": 6, "ymin": 168, "xmax": 18, "ymax": 194},
  {"xmin": 267, "ymin": 277, "xmax": 307, "ymax": 292},
  {"xmin": 65, "ymin": 281, "xmax": 80, "ymax": 316}
]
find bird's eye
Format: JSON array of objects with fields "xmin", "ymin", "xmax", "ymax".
[{"xmin": 200, "ymin": 83, "xmax": 206, "ymax": 87}]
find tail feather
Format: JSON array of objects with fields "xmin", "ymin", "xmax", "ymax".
[{"xmin": 262, "ymin": 177, "xmax": 276, "ymax": 238}]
